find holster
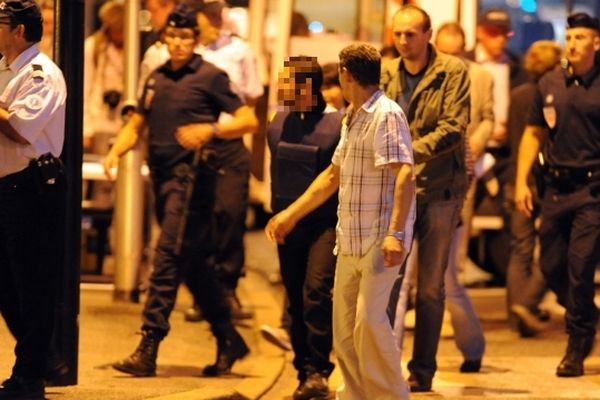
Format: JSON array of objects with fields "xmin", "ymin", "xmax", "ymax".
[{"xmin": 29, "ymin": 153, "xmax": 64, "ymax": 193}]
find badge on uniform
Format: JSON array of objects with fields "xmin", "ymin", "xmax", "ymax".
[
  {"xmin": 543, "ymin": 94, "xmax": 556, "ymax": 129},
  {"xmin": 25, "ymin": 94, "xmax": 44, "ymax": 111}
]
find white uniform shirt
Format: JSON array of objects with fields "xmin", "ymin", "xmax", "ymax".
[{"xmin": 0, "ymin": 44, "xmax": 67, "ymax": 177}]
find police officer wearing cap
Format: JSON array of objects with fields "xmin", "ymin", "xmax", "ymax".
[
  {"xmin": 104, "ymin": 4, "xmax": 258, "ymax": 378},
  {"xmin": 0, "ymin": 1, "xmax": 66, "ymax": 399},
  {"xmin": 516, "ymin": 12, "xmax": 600, "ymax": 377}
]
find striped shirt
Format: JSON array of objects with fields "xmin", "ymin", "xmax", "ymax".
[{"xmin": 332, "ymin": 90, "xmax": 415, "ymax": 257}]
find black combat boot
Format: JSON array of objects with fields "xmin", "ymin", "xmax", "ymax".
[
  {"xmin": 113, "ymin": 330, "xmax": 161, "ymax": 377},
  {"xmin": 203, "ymin": 324, "xmax": 249, "ymax": 376},
  {"xmin": 224, "ymin": 289, "xmax": 254, "ymax": 320},
  {"xmin": 556, "ymin": 335, "xmax": 595, "ymax": 377}
]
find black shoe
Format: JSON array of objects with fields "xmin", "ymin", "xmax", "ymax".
[
  {"xmin": 203, "ymin": 326, "xmax": 249, "ymax": 376},
  {"xmin": 44, "ymin": 359, "xmax": 70, "ymax": 387},
  {"xmin": 0, "ymin": 376, "xmax": 44, "ymax": 400},
  {"xmin": 407, "ymin": 373, "xmax": 432, "ymax": 392},
  {"xmin": 184, "ymin": 304, "xmax": 204, "ymax": 322},
  {"xmin": 293, "ymin": 372, "xmax": 329, "ymax": 400},
  {"xmin": 113, "ymin": 330, "xmax": 161, "ymax": 377},
  {"xmin": 511, "ymin": 304, "xmax": 546, "ymax": 337},
  {"xmin": 556, "ymin": 335, "xmax": 595, "ymax": 377},
  {"xmin": 225, "ymin": 290, "xmax": 254, "ymax": 320},
  {"xmin": 460, "ymin": 358, "xmax": 481, "ymax": 373}
]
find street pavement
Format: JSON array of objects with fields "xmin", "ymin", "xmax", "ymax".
[{"xmin": 1, "ymin": 229, "xmax": 600, "ymax": 399}]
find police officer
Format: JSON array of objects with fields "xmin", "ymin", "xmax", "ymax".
[
  {"xmin": 515, "ymin": 12, "xmax": 600, "ymax": 377},
  {"xmin": 104, "ymin": 5, "xmax": 258, "ymax": 377},
  {"xmin": 0, "ymin": 1, "xmax": 67, "ymax": 399}
]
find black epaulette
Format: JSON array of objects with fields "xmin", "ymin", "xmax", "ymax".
[{"xmin": 32, "ymin": 64, "xmax": 45, "ymax": 81}]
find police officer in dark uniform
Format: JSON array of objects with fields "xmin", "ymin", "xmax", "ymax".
[
  {"xmin": 515, "ymin": 12, "xmax": 600, "ymax": 377},
  {"xmin": 104, "ymin": 4, "xmax": 258, "ymax": 378},
  {"xmin": 0, "ymin": 1, "xmax": 67, "ymax": 399}
]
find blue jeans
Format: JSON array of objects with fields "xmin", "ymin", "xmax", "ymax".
[
  {"xmin": 445, "ymin": 225, "xmax": 485, "ymax": 361},
  {"xmin": 407, "ymin": 198, "xmax": 462, "ymax": 384}
]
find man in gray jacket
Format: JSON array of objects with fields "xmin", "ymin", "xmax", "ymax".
[{"xmin": 381, "ymin": 4, "xmax": 470, "ymax": 392}]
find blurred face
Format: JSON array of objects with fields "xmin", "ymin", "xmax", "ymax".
[
  {"xmin": 392, "ymin": 9, "xmax": 432, "ymax": 62},
  {"xmin": 164, "ymin": 27, "xmax": 198, "ymax": 66},
  {"xmin": 0, "ymin": 16, "xmax": 20, "ymax": 56},
  {"xmin": 106, "ymin": 23, "xmax": 124, "ymax": 48},
  {"xmin": 42, "ymin": 7, "xmax": 54, "ymax": 38},
  {"xmin": 435, "ymin": 29, "xmax": 464, "ymax": 56},
  {"xmin": 197, "ymin": 6, "xmax": 222, "ymax": 45},
  {"xmin": 321, "ymin": 84, "xmax": 344, "ymax": 110},
  {"xmin": 565, "ymin": 27, "xmax": 600, "ymax": 69},
  {"xmin": 146, "ymin": 0, "xmax": 174, "ymax": 30},
  {"xmin": 476, "ymin": 26, "xmax": 509, "ymax": 60},
  {"xmin": 277, "ymin": 65, "xmax": 314, "ymax": 112}
]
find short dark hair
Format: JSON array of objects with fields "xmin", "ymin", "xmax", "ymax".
[
  {"xmin": 338, "ymin": 43, "xmax": 381, "ymax": 87},
  {"xmin": 321, "ymin": 62, "xmax": 340, "ymax": 88},
  {"xmin": 0, "ymin": 0, "xmax": 43, "ymax": 43},
  {"xmin": 285, "ymin": 56, "xmax": 323, "ymax": 93},
  {"xmin": 396, "ymin": 4, "xmax": 431, "ymax": 32}
]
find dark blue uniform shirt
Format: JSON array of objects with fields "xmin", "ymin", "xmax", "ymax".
[
  {"xmin": 528, "ymin": 63, "xmax": 600, "ymax": 169},
  {"xmin": 139, "ymin": 54, "xmax": 243, "ymax": 173}
]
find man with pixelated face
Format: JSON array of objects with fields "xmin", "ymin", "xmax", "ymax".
[{"xmin": 278, "ymin": 56, "xmax": 321, "ymax": 112}]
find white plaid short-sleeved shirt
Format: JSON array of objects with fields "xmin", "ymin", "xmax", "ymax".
[{"xmin": 332, "ymin": 89, "xmax": 415, "ymax": 257}]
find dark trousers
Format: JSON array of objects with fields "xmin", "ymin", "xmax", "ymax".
[
  {"xmin": 539, "ymin": 184, "xmax": 600, "ymax": 337},
  {"xmin": 505, "ymin": 192, "xmax": 546, "ymax": 324},
  {"xmin": 408, "ymin": 197, "xmax": 463, "ymax": 383},
  {"xmin": 0, "ymin": 167, "xmax": 64, "ymax": 379},
  {"xmin": 142, "ymin": 170, "xmax": 230, "ymax": 336},
  {"xmin": 278, "ymin": 221, "xmax": 336, "ymax": 380},
  {"xmin": 212, "ymin": 158, "xmax": 250, "ymax": 290}
]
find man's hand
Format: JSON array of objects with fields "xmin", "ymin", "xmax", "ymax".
[
  {"xmin": 515, "ymin": 181, "xmax": 534, "ymax": 218},
  {"xmin": 381, "ymin": 236, "xmax": 406, "ymax": 268},
  {"xmin": 102, "ymin": 151, "xmax": 119, "ymax": 180},
  {"xmin": 265, "ymin": 210, "xmax": 297, "ymax": 245},
  {"xmin": 176, "ymin": 123, "xmax": 213, "ymax": 150}
]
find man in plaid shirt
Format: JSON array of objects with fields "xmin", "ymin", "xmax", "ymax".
[{"xmin": 266, "ymin": 43, "xmax": 415, "ymax": 400}]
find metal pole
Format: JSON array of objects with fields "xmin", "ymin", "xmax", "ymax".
[
  {"xmin": 55, "ymin": 0, "xmax": 84, "ymax": 385},
  {"xmin": 267, "ymin": 0, "xmax": 292, "ymax": 112},
  {"xmin": 114, "ymin": 0, "xmax": 144, "ymax": 302}
]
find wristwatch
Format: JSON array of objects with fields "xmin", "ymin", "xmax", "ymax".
[{"xmin": 386, "ymin": 230, "xmax": 405, "ymax": 242}]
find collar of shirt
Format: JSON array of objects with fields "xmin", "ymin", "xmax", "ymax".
[
  {"xmin": 345, "ymin": 89, "xmax": 383, "ymax": 128},
  {"xmin": 206, "ymin": 31, "xmax": 233, "ymax": 51},
  {"xmin": 564, "ymin": 62, "xmax": 600, "ymax": 88},
  {"xmin": 475, "ymin": 43, "xmax": 509, "ymax": 64},
  {"xmin": 159, "ymin": 53, "xmax": 203, "ymax": 74},
  {"xmin": 0, "ymin": 43, "xmax": 39, "ymax": 74}
]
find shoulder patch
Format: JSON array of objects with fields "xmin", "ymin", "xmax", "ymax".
[
  {"xmin": 25, "ymin": 94, "xmax": 44, "ymax": 110},
  {"xmin": 32, "ymin": 64, "xmax": 45, "ymax": 82}
]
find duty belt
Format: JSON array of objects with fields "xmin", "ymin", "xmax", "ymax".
[{"xmin": 544, "ymin": 165, "xmax": 600, "ymax": 193}]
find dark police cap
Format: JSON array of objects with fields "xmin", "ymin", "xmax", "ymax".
[
  {"xmin": 478, "ymin": 8, "xmax": 512, "ymax": 33},
  {"xmin": 0, "ymin": 0, "xmax": 40, "ymax": 21},
  {"xmin": 166, "ymin": 4, "xmax": 198, "ymax": 29},
  {"xmin": 567, "ymin": 12, "xmax": 599, "ymax": 31}
]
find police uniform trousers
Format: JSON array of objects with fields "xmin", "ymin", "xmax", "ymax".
[
  {"xmin": 539, "ymin": 182, "xmax": 600, "ymax": 337},
  {"xmin": 212, "ymin": 152, "xmax": 250, "ymax": 291},
  {"xmin": 0, "ymin": 166, "xmax": 64, "ymax": 379},
  {"xmin": 142, "ymin": 165, "xmax": 230, "ymax": 336},
  {"xmin": 277, "ymin": 219, "xmax": 336, "ymax": 381}
]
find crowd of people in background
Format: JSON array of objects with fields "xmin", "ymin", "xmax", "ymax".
[{"xmin": 0, "ymin": 0, "xmax": 599, "ymax": 399}]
